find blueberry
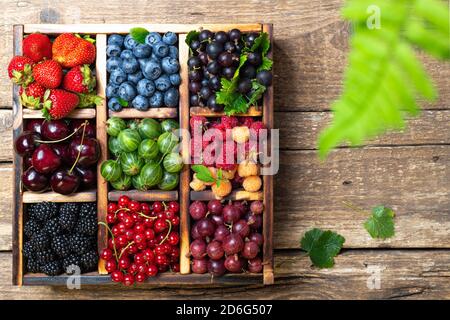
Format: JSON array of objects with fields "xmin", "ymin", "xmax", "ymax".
[
  {"xmin": 128, "ymin": 71, "xmax": 143, "ymax": 85},
  {"xmin": 109, "ymin": 69, "xmax": 127, "ymax": 85},
  {"xmin": 121, "ymin": 57, "xmax": 139, "ymax": 74},
  {"xmin": 149, "ymin": 91, "xmax": 163, "ymax": 108},
  {"xmin": 153, "ymin": 42, "xmax": 169, "ymax": 58},
  {"xmin": 108, "ymin": 97, "xmax": 123, "ymax": 111},
  {"xmin": 137, "ymin": 79, "xmax": 156, "ymax": 97},
  {"xmin": 164, "ymin": 87, "xmax": 179, "ymax": 107},
  {"xmin": 106, "ymin": 57, "xmax": 122, "ymax": 73},
  {"xmin": 162, "ymin": 32, "xmax": 177, "ymax": 45},
  {"xmin": 106, "ymin": 84, "xmax": 119, "ymax": 98},
  {"xmin": 106, "ymin": 44, "xmax": 121, "ymax": 57},
  {"xmin": 120, "ymin": 49, "xmax": 133, "ymax": 59},
  {"xmin": 145, "ymin": 32, "xmax": 162, "ymax": 46},
  {"xmin": 142, "ymin": 59, "xmax": 162, "ymax": 80},
  {"xmin": 151, "ymin": 53, "xmax": 161, "ymax": 62},
  {"xmin": 161, "ymin": 57, "xmax": 180, "ymax": 74},
  {"xmin": 108, "ymin": 34, "xmax": 124, "ymax": 47},
  {"xmin": 132, "ymin": 95, "xmax": 149, "ymax": 111},
  {"xmin": 169, "ymin": 46, "xmax": 178, "ymax": 59},
  {"xmin": 118, "ymin": 82, "xmax": 137, "ymax": 102},
  {"xmin": 154, "ymin": 75, "xmax": 171, "ymax": 91},
  {"xmin": 124, "ymin": 34, "xmax": 138, "ymax": 50},
  {"xmin": 169, "ymin": 74, "xmax": 181, "ymax": 86},
  {"xmin": 133, "ymin": 44, "xmax": 152, "ymax": 58}
]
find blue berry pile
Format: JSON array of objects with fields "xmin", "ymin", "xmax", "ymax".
[{"xmin": 106, "ymin": 32, "xmax": 180, "ymax": 112}]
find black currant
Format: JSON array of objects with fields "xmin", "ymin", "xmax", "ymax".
[
  {"xmin": 245, "ymin": 33, "xmax": 258, "ymax": 47},
  {"xmin": 214, "ymin": 31, "xmax": 228, "ymax": 43},
  {"xmin": 190, "ymin": 95, "xmax": 201, "ymax": 106},
  {"xmin": 209, "ymin": 76, "xmax": 222, "ymax": 91},
  {"xmin": 218, "ymin": 52, "xmax": 233, "ymax": 67},
  {"xmin": 208, "ymin": 95, "xmax": 224, "ymax": 112},
  {"xmin": 241, "ymin": 64, "xmax": 257, "ymax": 79},
  {"xmin": 248, "ymin": 52, "xmax": 262, "ymax": 66},
  {"xmin": 198, "ymin": 30, "xmax": 213, "ymax": 42},
  {"xmin": 199, "ymin": 86, "xmax": 213, "ymax": 101},
  {"xmin": 190, "ymin": 40, "xmax": 201, "ymax": 51},
  {"xmin": 189, "ymin": 81, "xmax": 202, "ymax": 93},
  {"xmin": 188, "ymin": 56, "xmax": 202, "ymax": 69},
  {"xmin": 238, "ymin": 79, "xmax": 252, "ymax": 94},
  {"xmin": 207, "ymin": 61, "xmax": 221, "ymax": 75},
  {"xmin": 198, "ymin": 52, "xmax": 209, "ymax": 65},
  {"xmin": 206, "ymin": 41, "xmax": 223, "ymax": 59},
  {"xmin": 229, "ymin": 29, "xmax": 242, "ymax": 42},
  {"xmin": 189, "ymin": 70, "xmax": 203, "ymax": 82},
  {"xmin": 224, "ymin": 42, "xmax": 236, "ymax": 53},
  {"xmin": 222, "ymin": 67, "xmax": 236, "ymax": 80},
  {"xmin": 256, "ymin": 70, "xmax": 273, "ymax": 86}
]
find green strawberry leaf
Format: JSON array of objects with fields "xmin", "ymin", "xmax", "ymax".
[
  {"xmin": 364, "ymin": 206, "xmax": 396, "ymax": 239},
  {"xmin": 130, "ymin": 27, "xmax": 150, "ymax": 44},
  {"xmin": 186, "ymin": 30, "xmax": 200, "ymax": 46},
  {"xmin": 300, "ymin": 228, "xmax": 345, "ymax": 268},
  {"xmin": 192, "ymin": 165, "xmax": 216, "ymax": 183}
]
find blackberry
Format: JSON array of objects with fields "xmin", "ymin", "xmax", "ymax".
[
  {"xmin": 41, "ymin": 260, "xmax": 62, "ymax": 276},
  {"xmin": 43, "ymin": 218, "xmax": 63, "ymax": 238},
  {"xmin": 23, "ymin": 219, "xmax": 42, "ymax": 239},
  {"xmin": 79, "ymin": 203, "xmax": 96, "ymax": 220},
  {"xmin": 28, "ymin": 202, "xmax": 58, "ymax": 222},
  {"xmin": 69, "ymin": 234, "xmax": 92, "ymax": 255},
  {"xmin": 51, "ymin": 234, "xmax": 71, "ymax": 257},
  {"xmin": 80, "ymin": 250, "xmax": 98, "ymax": 272},
  {"xmin": 30, "ymin": 231, "xmax": 50, "ymax": 251},
  {"xmin": 36, "ymin": 249, "xmax": 55, "ymax": 264},
  {"xmin": 23, "ymin": 241, "xmax": 34, "ymax": 259},
  {"xmin": 58, "ymin": 203, "xmax": 79, "ymax": 231},
  {"xmin": 62, "ymin": 254, "xmax": 82, "ymax": 272},
  {"xmin": 26, "ymin": 258, "xmax": 41, "ymax": 273},
  {"xmin": 75, "ymin": 216, "xmax": 97, "ymax": 236}
]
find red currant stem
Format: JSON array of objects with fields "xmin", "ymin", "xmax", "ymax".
[
  {"xmin": 162, "ymin": 201, "xmax": 168, "ymax": 210},
  {"xmin": 113, "ymin": 207, "xmax": 130, "ymax": 218},
  {"xmin": 98, "ymin": 221, "xmax": 119, "ymax": 263},
  {"xmin": 119, "ymin": 241, "xmax": 135, "ymax": 259},
  {"xmin": 68, "ymin": 120, "xmax": 88, "ymax": 174},
  {"xmin": 34, "ymin": 122, "xmax": 87, "ymax": 144},
  {"xmin": 158, "ymin": 219, "xmax": 172, "ymax": 245},
  {"xmin": 342, "ymin": 201, "xmax": 370, "ymax": 215},
  {"xmin": 137, "ymin": 212, "xmax": 158, "ymax": 220}
]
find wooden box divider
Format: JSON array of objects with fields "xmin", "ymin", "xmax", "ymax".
[{"xmin": 12, "ymin": 24, "xmax": 273, "ymax": 286}]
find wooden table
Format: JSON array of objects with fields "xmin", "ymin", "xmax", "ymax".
[{"xmin": 0, "ymin": 0, "xmax": 449, "ymax": 299}]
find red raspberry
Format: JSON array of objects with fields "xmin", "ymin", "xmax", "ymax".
[
  {"xmin": 211, "ymin": 121, "xmax": 226, "ymax": 131},
  {"xmin": 250, "ymin": 121, "xmax": 266, "ymax": 135},
  {"xmin": 241, "ymin": 117, "xmax": 254, "ymax": 127},
  {"xmin": 221, "ymin": 116, "xmax": 239, "ymax": 129},
  {"xmin": 190, "ymin": 116, "xmax": 207, "ymax": 129}
]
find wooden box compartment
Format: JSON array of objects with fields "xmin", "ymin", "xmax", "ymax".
[{"xmin": 12, "ymin": 24, "xmax": 273, "ymax": 286}]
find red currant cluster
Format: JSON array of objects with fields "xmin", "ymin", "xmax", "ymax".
[{"xmin": 100, "ymin": 195, "xmax": 180, "ymax": 286}]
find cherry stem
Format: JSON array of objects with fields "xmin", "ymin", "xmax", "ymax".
[
  {"xmin": 342, "ymin": 201, "xmax": 369, "ymax": 215},
  {"xmin": 68, "ymin": 120, "xmax": 88, "ymax": 174},
  {"xmin": 98, "ymin": 221, "xmax": 119, "ymax": 263},
  {"xmin": 119, "ymin": 241, "xmax": 135, "ymax": 259},
  {"xmin": 35, "ymin": 122, "xmax": 87, "ymax": 144},
  {"xmin": 159, "ymin": 219, "xmax": 172, "ymax": 245}
]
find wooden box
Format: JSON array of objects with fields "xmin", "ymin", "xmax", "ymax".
[{"xmin": 12, "ymin": 23, "xmax": 274, "ymax": 286}]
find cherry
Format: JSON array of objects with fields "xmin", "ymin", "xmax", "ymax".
[
  {"xmin": 74, "ymin": 166, "xmax": 96, "ymax": 188},
  {"xmin": 41, "ymin": 120, "xmax": 70, "ymax": 141},
  {"xmin": 26, "ymin": 119, "xmax": 43, "ymax": 134},
  {"xmin": 101, "ymin": 248, "xmax": 113, "ymax": 261},
  {"xmin": 70, "ymin": 119, "xmax": 95, "ymax": 138},
  {"xmin": 168, "ymin": 201, "xmax": 179, "ymax": 213},
  {"xmin": 32, "ymin": 144, "xmax": 61, "ymax": 174},
  {"xmin": 167, "ymin": 232, "xmax": 180, "ymax": 246},
  {"xmin": 105, "ymin": 259, "xmax": 117, "ymax": 273},
  {"xmin": 146, "ymin": 264, "xmax": 158, "ymax": 277},
  {"xmin": 24, "ymin": 156, "xmax": 33, "ymax": 169},
  {"xmin": 15, "ymin": 131, "xmax": 41, "ymax": 156},
  {"xmin": 107, "ymin": 203, "xmax": 118, "ymax": 215},
  {"xmin": 67, "ymin": 136, "xmax": 100, "ymax": 168},
  {"xmin": 22, "ymin": 167, "xmax": 48, "ymax": 192},
  {"xmin": 111, "ymin": 270, "xmax": 124, "ymax": 283},
  {"xmin": 118, "ymin": 256, "xmax": 131, "ymax": 269},
  {"xmin": 152, "ymin": 201, "xmax": 163, "ymax": 213},
  {"xmin": 135, "ymin": 272, "xmax": 147, "ymax": 283},
  {"xmin": 122, "ymin": 274, "xmax": 135, "ymax": 286},
  {"xmin": 128, "ymin": 200, "xmax": 140, "ymax": 212},
  {"xmin": 50, "ymin": 169, "xmax": 80, "ymax": 195}
]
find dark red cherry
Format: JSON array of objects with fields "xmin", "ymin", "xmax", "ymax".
[
  {"xmin": 14, "ymin": 131, "xmax": 41, "ymax": 156},
  {"xmin": 74, "ymin": 166, "xmax": 96, "ymax": 189},
  {"xmin": 22, "ymin": 167, "xmax": 48, "ymax": 192},
  {"xmin": 50, "ymin": 169, "xmax": 80, "ymax": 195},
  {"xmin": 23, "ymin": 156, "xmax": 33, "ymax": 169},
  {"xmin": 31, "ymin": 144, "xmax": 61, "ymax": 174},
  {"xmin": 70, "ymin": 120, "xmax": 96, "ymax": 138},
  {"xmin": 51, "ymin": 144, "xmax": 69, "ymax": 164},
  {"xmin": 41, "ymin": 120, "xmax": 70, "ymax": 141},
  {"xmin": 25, "ymin": 119, "xmax": 43, "ymax": 134},
  {"xmin": 67, "ymin": 136, "xmax": 100, "ymax": 168}
]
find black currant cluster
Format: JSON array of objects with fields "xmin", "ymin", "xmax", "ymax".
[
  {"xmin": 23, "ymin": 202, "xmax": 98, "ymax": 276},
  {"xmin": 188, "ymin": 29, "xmax": 272, "ymax": 112}
]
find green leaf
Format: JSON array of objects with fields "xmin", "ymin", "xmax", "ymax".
[
  {"xmin": 364, "ymin": 206, "xmax": 395, "ymax": 239},
  {"xmin": 191, "ymin": 165, "xmax": 216, "ymax": 183},
  {"xmin": 251, "ymin": 32, "xmax": 270, "ymax": 55},
  {"xmin": 117, "ymin": 98, "xmax": 129, "ymax": 107},
  {"xmin": 247, "ymin": 81, "xmax": 266, "ymax": 107},
  {"xmin": 130, "ymin": 27, "xmax": 149, "ymax": 44},
  {"xmin": 300, "ymin": 228, "xmax": 345, "ymax": 268},
  {"xmin": 186, "ymin": 30, "xmax": 199, "ymax": 46},
  {"xmin": 257, "ymin": 57, "xmax": 273, "ymax": 72}
]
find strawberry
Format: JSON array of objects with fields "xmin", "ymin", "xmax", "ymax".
[
  {"xmin": 7, "ymin": 56, "xmax": 34, "ymax": 86},
  {"xmin": 52, "ymin": 33, "xmax": 96, "ymax": 68},
  {"xmin": 42, "ymin": 89, "xmax": 79, "ymax": 120},
  {"xmin": 19, "ymin": 82, "xmax": 47, "ymax": 109},
  {"xmin": 32, "ymin": 60, "xmax": 63, "ymax": 89},
  {"xmin": 23, "ymin": 33, "xmax": 52, "ymax": 63},
  {"xmin": 63, "ymin": 64, "xmax": 96, "ymax": 93}
]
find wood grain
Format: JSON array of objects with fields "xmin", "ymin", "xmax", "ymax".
[
  {"xmin": 22, "ymin": 190, "xmax": 96, "ymax": 203},
  {"xmin": 109, "ymin": 108, "xmax": 177, "ymax": 119},
  {"xmin": 190, "ymin": 106, "xmax": 263, "ymax": 117},
  {"xmin": 108, "ymin": 190, "xmax": 178, "ymax": 201},
  {"xmin": 22, "ymin": 108, "xmax": 96, "ymax": 119},
  {"xmin": 190, "ymin": 190, "xmax": 264, "ymax": 201},
  {"xmin": 0, "ymin": 250, "xmax": 448, "ymax": 299}
]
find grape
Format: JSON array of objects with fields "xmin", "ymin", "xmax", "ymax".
[
  {"xmin": 247, "ymin": 52, "xmax": 262, "ymax": 66},
  {"xmin": 189, "ymin": 81, "xmax": 202, "ymax": 93},
  {"xmin": 191, "ymin": 223, "xmax": 203, "ymax": 240},
  {"xmin": 192, "ymin": 258, "xmax": 208, "ymax": 274},
  {"xmin": 198, "ymin": 30, "xmax": 213, "ymax": 42},
  {"xmin": 207, "ymin": 61, "xmax": 221, "ymax": 75},
  {"xmin": 210, "ymin": 214, "xmax": 224, "ymax": 226},
  {"xmin": 222, "ymin": 234, "xmax": 244, "ymax": 255},
  {"xmin": 208, "ymin": 199, "xmax": 223, "ymax": 215},
  {"xmin": 242, "ymin": 241, "xmax": 259, "ymax": 259},
  {"xmin": 189, "ymin": 70, "xmax": 203, "ymax": 82},
  {"xmin": 218, "ymin": 52, "xmax": 233, "ymax": 67},
  {"xmin": 229, "ymin": 29, "xmax": 242, "ymax": 42},
  {"xmin": 189, "ymin": 201, "xmax": 207, "ymax": 220},
  {"xmin": 214, "ymin": 225, "xmax": 230, "ymax": 242},
  {"xmin": 188, "ymin": 56, "xmax": 202, "ymax": 69},
  {"xmin": 250, "ymin": 201, "xmax": 264, "ymax": 214},
  {"xmin": 249, "ymin": 232, "xmax": 263, "ymax": 246},
  {"xmin": 206, "ymin": 240, "xmax": 224, "ymax": 260},
  {"xmin": 190, "ymin": 239, "xmax": 207, "ymax": 259},
  {"xmin": 214, "ymin": 31, "xmax": 229, "ymax": 43},
  {"xmin": 207, "ymin": 258, "xmax": 226, "ymax": 276},
  {"xmin": 196, "ymin": 218, "xmax": 215, "ymax": 237},
  {"xmin": 223, "ymin": 204, "xmax": 241, "ymax": 224},
  {"xmin": 222, "ymin": 67, "xmax": 236, "ymax": 80},
  {"xmin": 232, "ymin": 219, "xmax": 250, "ymax": 238},
  {"xmin": 224, "ymin": 255, "xmax": 245, "ymax": 273},
  {"xmin": 248, "ymin": 257, "xmax": 263, "ymax": 273},
  {"xmin": 206, "ymin": 41, "xmax": 223, "ymax": 59},
  {"xmin": 238, "ymin": 79, "xmax": 252, "ymax": 94}
]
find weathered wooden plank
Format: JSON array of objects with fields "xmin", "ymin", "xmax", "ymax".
[
  {"xmin": 0, "ymin": 0, "xmax": 448, "ymax": 111},
  {"xmin": 0, "ymin": 164, "xmax": 13, "ymax": 251},
  {"xmin": 0, "ymin": 250, "xmax": 448, "ymax": 299}
]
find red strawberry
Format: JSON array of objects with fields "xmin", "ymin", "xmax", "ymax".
[
  {"xmin": 23, "ymin": 33, "xmax": 52, "ymax": 63},
  {"xmin": 63, "ymin": 64, "xmax": 96, "ymax": 93},
  {"xmin": 19, "ymin": 82, "xmax": 47, "ymax": 109},
  {"xmin": 52, "ymin": 33, "xmax": 96, "ymax": 68},
  {"xmin": 7, "ymin": 56, "xmax": 34, "ymax": 85},
  {"xmin": 32, "ymin": 60, "xmax": 63, "ymax": 89},
  {"xmin": 42, "ymin": 89, "xmax": 79, "ymax": 120}
]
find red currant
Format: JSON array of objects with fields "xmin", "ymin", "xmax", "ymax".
[
  {"xmin": 123, "ymin": 215, "xmax": 134, "ymax": 229},
  {"xmin": 157, "ymin": 212, "xmax": 165, "ymax": 219},
  {"xmin": 170, "ymin": 247, "xmax": 180, "ymax": 259},
  {"xmin": 146, "ymin": 264, "xmax": 158, "ymax": 277},
  {"xmin": 111, "ymin": 225, "xmax": 122, "ymax": 237},
  {"xmin": 124, "ymin": 229, "xmax": 135, "ymax": 241},
  {"xmin": 170, "ymin": 216, "xmax": 180, "ymax": 227},
  {"xmin": 107, "ymin": 202, "xmax": 118, "ymax": 214},
  {"xmin": 155, "ymin": 254, "xmax": 169, "ymax": 266},
  {"xmin": 111, "ymin": 270, "xmax": 124, "ymax": 282},
  {"xmin": 171, "ymin": 263, "xmax": 180, "ymax": 272},
  {"xmin": 128, "ymin": 263, "xmax": 139, "ymax": 274},
  {"xmin": 162, "ymin": 243, "xmax": 172, "ymax": 255},
  {"xmin": 134, "ymin": 223, "xmax": 145, "ymax": 234},
  {"xmin": 167, "ymin": 232, "xmax": 180, "ymax": 246},
  {"xmin": 136, "ymin": 242, "xmax": 147, "ymax": 251},
  {"xmin": 117, "ymin": 222, "xmax": 127, "ymax": 234},
  {"xmin": 154, "ymin": 245, "xmax": 165, "ymax": 256},
  {"xmin": 117, "ymin": 210, "xmax": 127, "ymax": 221},
  {"xmin": 135, "ymin": 272, "xmax": 147, "ymax": 283},
  {"xmin": 164, "ymin": 210, "xmax": 175, "ymax": 220},
  {"xmin": 118, "ymin": 256, "xmax": 131, "ymax": 269},
  {"xmin": 144, "ymin": 228, "xmax": 155, "ymax": 240},
  {"xmin": 127, "ymin": 243, "xmax": 138, "ymax": 255},
  {"xmin": 115, "ymin": 235, "xmax": 128, "ymax": 248},
  {"xmin": 168, "ymin": 201, "xmax": 180, "ymax": 213},
  {"xmin": 142, "ymin": 249, "xmax": 155, "ymax": 262},
  {"xmin": 140, "ymin": 203, "xmax": 151, "ymax": 215},
  {"xmin": 134, "ymin": 253, "xmax": 145, "ymax": 265},
  {"xmin": 147, "ymin": 239, "xmax": 157, "ymax": 248},
  {"xmin": 106, "ymin": 213, "xmax": 116, "ymax": 224},
  {"xmin": 134, "ymin": 233, "xmax": 146, "ymax": 245},
  {"xmin": 154, "ymin": 218, "xmax": 168, "ymax": 233},
  {"xmin": 143, "ymin": 218, "xmax": 154, "ymax": 228},
  {"xmin": 122, "ymin": 274, "xmax": 135, "ymax": 286},
  {"xmin": 128, "ymin": 200, "xmax": 140, "ymax": 212},
  {"xmin": 118, "ymin": 195, "xmax": 130, "ymax": 208},
  {"xmin": 137, "ymin": 263, "xmax": 147, "ymax": 274},
  {"xmin": 158, "ymin": 264, "xmax": 169, "ymax": 272},
  {"xmin": 108, "ymin": 238, "xmax": 115, "ymax": 250},
  {"xmin": 152, "ymin": 201, "xmax": 164, "ymax": 213},
  {"xmin": 101, "ymin": 248, "xmax": 113, "ymax": 261},
  {"xmin": 105, "ymin": 259, "xmax": 117, "ymax": 273}
]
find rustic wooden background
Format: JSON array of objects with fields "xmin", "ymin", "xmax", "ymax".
[{"xmin": 0, "ymin": 0, "xmax": 449, "ymax": 299}]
